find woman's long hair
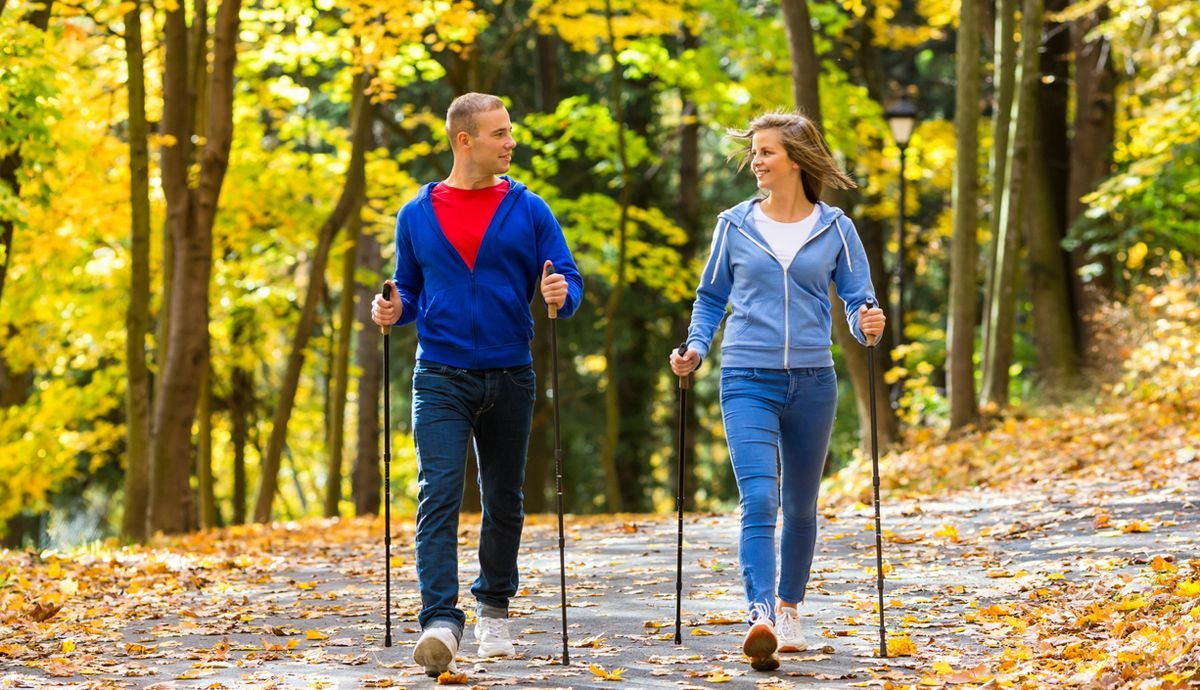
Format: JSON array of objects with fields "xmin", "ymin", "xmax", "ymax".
[{"xmin": 728, "ymin": 112, "xmax": 856, "ymax": 203}]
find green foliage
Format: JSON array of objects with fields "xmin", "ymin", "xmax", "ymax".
[
  {"xmin": 1065, "ymin": 0, "xmax": 1200, "ymax": 276},
  {"xmin": 0, "ymin": 14, "xmax": 60, "ymax": 221},
  {"xmin": 0, "ymin": 0, "xmax": 1191, "ymax": 541}
]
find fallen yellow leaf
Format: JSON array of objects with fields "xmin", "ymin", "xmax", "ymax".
[
  {"xmin": 933, "ymin": 524, "xmax": 959, "ymax": 542},
  {"xmin": 1121, "ymin": 520, "xmax": 1151, "ymax": 533},
  {"xmin": 436, "ymin": 670, "xmax": 469, "ymax": 685},
  {"xmin": 886, "ymin": 634, "xmax": 917, "ymax": 657},
  {"xmin": 589, "ymin": 664, "xmax": 626, "ymax": 681},
  {"xmin": 305, "ymin": 630, "xmax": 328, "ymax": 640},
  {"xmin": 1175, "ymin": 580, "xmax": 1200, "ymax": 597},
  {"xmin": 706, "ymin": 669, "xmax": 734, "ymax": 682}
]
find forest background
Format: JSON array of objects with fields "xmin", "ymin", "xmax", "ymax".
[{"xmin": 0, "ymin": 0, "xmax": 1196, "ymax": 546}]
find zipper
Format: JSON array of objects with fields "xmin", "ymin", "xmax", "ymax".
[
  {"xmin": 470, "ymin": 274, "xmax": 478, "ymax": 366},
  {"xmin": 732, "ymin": 211, "xmax": 844, "ymax": 369},
  {"xmin": 725, "ymin": 207, "xmax": 850, "ymax": 370},
  {"xmin": 734, "ymin": 227, "xmax": 792, "ymax": 369}
]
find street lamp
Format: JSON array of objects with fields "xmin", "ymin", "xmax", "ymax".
[{"xmin": 885, "ymin": 96, "xmax": 918, "ymax": 349}]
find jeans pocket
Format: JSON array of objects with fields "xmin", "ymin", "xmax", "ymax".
[
  {"xmin": 722, "ymin": 367, "xmax": 758, "ymax": 381},
  {"xmin": 814, "ymin": 367, "xmax": 836, "ymax": 386},
  {"xmin": 415, "ymin": 361, "xmax": 463, "ymax": 379},
  {"xmin": 503, "ymin": 366, "xmax": 536, "ymax": 390}
]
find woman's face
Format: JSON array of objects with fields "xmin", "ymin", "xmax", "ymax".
[{"xmin": 749, "ymin": 128, "xmax": 800, "ymax": 192}]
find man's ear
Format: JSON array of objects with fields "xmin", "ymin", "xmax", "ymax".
[{"xmin": 456, "ymin": 130, "xmax": 471, "ymax": 150}]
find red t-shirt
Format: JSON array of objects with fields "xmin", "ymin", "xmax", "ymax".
[{"xmin": 430, "ymin": 179, "xmax": 510, "ymax": 271}]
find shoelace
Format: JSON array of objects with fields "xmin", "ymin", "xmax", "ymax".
[
  {"xmin": 748, "ymin": 601, "xmax": 773, "ymax": 626},
  {"xmin": 776, "ymin": 607, "xmax": 800, "ymax": 638}
]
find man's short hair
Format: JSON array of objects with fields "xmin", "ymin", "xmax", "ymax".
[{"xmin": 446, "ymin": 93, "xmax": 505, "ymax": 141}]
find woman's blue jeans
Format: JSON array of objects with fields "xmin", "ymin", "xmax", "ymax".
[
  {"xmin": 411, "ymin": 360, "xmax": 535, "ymax": 639},
  {"xmin": 720, "ymin": 367, "xmax": 838, "ymax": 615}
]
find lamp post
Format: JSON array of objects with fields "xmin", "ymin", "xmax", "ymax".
[{"xmin": 885, "ymin": 97, "xmax": 917, "ymax": 349}]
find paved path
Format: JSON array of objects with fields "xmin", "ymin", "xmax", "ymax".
[{"xmin": 1, "ymin": 473, "xmax": 1195, "ymax": 689}]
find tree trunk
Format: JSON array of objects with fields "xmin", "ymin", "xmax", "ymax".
[
  {"xmin": 324, "ymin": 173, "xmax": 365, "ymax": 517},
  {"xmin": 836, "ymin": 216, "xmax": 899, "ymax": 452},
  {"xmin": 1067, "ymin": 10, "xmax": 1117, "ymax": 315},
  {"xmin": 535, "ymin": 33, "xmax": 560, "ymax": 115},
  {"xmin": 982, "ymin": 0, "xmax": 1017, "ymax": 374},
  {"xmin": 197, "ymin": 362, "xmax": 218, "ymax": 528},
  {"xmin": 352, "ymin": 223, "xmax": 383, "ymax": 516},
  {"xmin": 253, "ymin": 73, "xmax": 373, "ymax": 523},
  {"xmin": 783, "ymin": 0, "xmax": 898, "ymax": 452},
  {"xmin": 525, "ymin": 306, "xmax": 551, "ymax": 513},
  {"xmin": 230, "ymin": 353, "xmax": 250, "ymax": 524},
  {"xmin": 463, "ymin": 443, "xmax": 482, "ymax": 512},
  {"xmin": 1024, "ymin": 0, "xmax": 1079, "ymax": 393},
  {"xmin": 780, "ymin": 0, "xmax": 820, "ymax": 118},
  {"xmin": 948, "ymin": 0, "xmax": 982, "ymax": 429},
  {"xmin": 597, "ymin": 0, "xmax": 629, "ymax": 513},
  {"xmin": 1026, "ymin": 144, "xmax": 1080, "ymax": 395},
  {"xmin": 524, "ymin": 30, "xmax": 563, "ymax": 515},
  {"xmin": 0, "ymin": 1, "xmax": 54, "ymax": 310},
  {"xmin": 981, "ymin": 0, "xmax": 1037, "ymax": 411},
  {"xmin": 121, "ymin": 0, "xmax": 152, "ymax": 542},
  {"xmin": 675, "ymin": 29, "xmax": 701, "ymax": 509},
  {"xmin": 149, "ymin": 0, "xmax": 241, "ymax": 535}
]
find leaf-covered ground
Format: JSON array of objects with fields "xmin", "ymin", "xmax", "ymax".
[
  {"xmin": 2, "ymin": 282, "xmax": 1197, "ymax": 689},
  {"xmin": 1, "ymin": 467, "xmax": 1196, "ymax": 689}
]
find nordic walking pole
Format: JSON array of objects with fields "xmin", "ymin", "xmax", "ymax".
[
  {"xmin": 674, "ymin": 342, "xmax": 690, "ymax": 645},
  {"xmin": 864, "ymin": 296, "xmax": 886, "ymax": 658},
  {"xmin": 381, "ymin": 282, "xmax": 393, "ymax": 649},
  {"xmin": 545, "ymin": 262, "xmax": 570, "ymax": 666}
]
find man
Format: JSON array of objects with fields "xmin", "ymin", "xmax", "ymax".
[{"xmin": 370, "ymin": 92, "xmax": 583, "ymax": 677}]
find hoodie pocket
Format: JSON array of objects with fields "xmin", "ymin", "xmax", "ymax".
[
  {"xmin": 476, "ymin": 282, "xmax": 533, "ymax": 347},
  {"xmin": 726, "ymin": 311, "xmax": 753, "ymax": 344},
  {"xmin": 420, "ymin": 286, "xmax": 472, "ymax": 348}
]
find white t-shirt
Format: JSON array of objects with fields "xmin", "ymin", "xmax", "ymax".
[{"xmin": 753, "ymin": 204, "xmax": 821, "ymax": 266}]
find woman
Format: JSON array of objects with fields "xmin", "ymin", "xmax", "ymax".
[{"xmin": 670, "ymin": 112, "xmax": 885, "ymax": 672}]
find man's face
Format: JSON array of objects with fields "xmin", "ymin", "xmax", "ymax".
[{"xmin": 464, "ymin": 107, "xmax": 516, "ymax": 175}]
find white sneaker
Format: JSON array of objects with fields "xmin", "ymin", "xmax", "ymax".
[
  {"xmin": 743, "ymin": 602, "xmax": 779, "ymax": 672},
  {"xmin": 776, "ymin": 606, "xmax": 808, "ymax": 652},
  {"xmin": 474, "ymin": 616, "xmax": 516, "ymax": 657},
  {"xmin": 413, "ymin": 627, "xmax": 459, "ymax": 677}
]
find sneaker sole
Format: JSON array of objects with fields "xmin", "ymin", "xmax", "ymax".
[
  {"xmin": 750, "ymin": 653, "xmax": 781, "ymax": 672},
  {"xmin": 478, "ymin": 645, "xmax": 516, "ymax": 658},
  {"xmin": 778, "ymin": 642, "xmax": 808, "ymax": 653},
  {"xmin": 414, "ymin": 637, "xmax": 455, "ymax": 677},
  {"xmin": 742, "ymin": 623, "xmax": 778, "ymax": 660}
]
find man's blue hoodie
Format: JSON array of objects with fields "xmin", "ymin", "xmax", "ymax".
[
  {"xmin": 686, "ymin": 199, "xmax": 876, "ymax": 369},
  {"xmin": 391, "ymin": 176, "xmax": 584, "ymax": 369}
]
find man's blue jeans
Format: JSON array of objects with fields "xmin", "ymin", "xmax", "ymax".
[
  {"xmin": 720, "ymin": 367, "xmax": 838, "ymax": 616},
  {"xmin": 411, "ymin": 360, "xmax": 535, "ymax": 639}
]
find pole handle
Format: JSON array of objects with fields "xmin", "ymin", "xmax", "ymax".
[
  {"xmin": 380, "ymin": 282, "xmax": 393, "ymax": 335},
  {"xmin": 544, "ymin": 262, "xmax": 558, "ymax": 320},
  {"xmin": 676, "ymin": 342, "xmax": 691, "ymax": 390},
  {"xmin": 864, "ymin": 296, "xmax": 877, "ymax": 348}
]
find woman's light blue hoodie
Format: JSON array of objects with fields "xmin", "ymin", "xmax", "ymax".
[{"xmin": 685, "ymin": 199, "xmax": 877, "ymax": 369}]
